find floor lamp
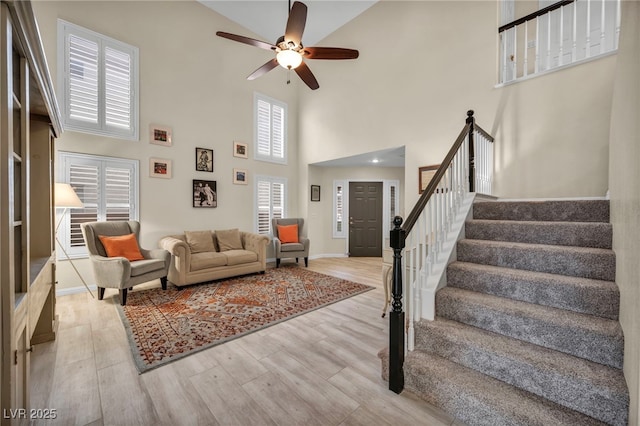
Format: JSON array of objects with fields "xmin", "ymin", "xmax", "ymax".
[{"xmin": 55, "ymin": 183, "xmax": 94, "ymax": 298}]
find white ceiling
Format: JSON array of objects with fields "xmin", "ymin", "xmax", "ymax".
[
  {"xmin": 310, "ymin": 146, "xmax": 405, "ymax": 168},
  {"xmin": 200, "ymin": 0, "xmax": 402, "ymax": 169},
  {"xmin": 198, "ymin": 0, "xmax": 377, "ymax": 46}
]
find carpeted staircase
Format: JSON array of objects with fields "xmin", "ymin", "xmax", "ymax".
[{"xmin": 381, "ymin": 199, "xmax": 629, "ymax": 425}]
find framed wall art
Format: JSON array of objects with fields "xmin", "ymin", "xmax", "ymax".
[
  {"xmin": 193, "ymin": 180, "xmax": 217, "ymax": 208},
  {"xmin": 233, "ymin": 141, "xmax": 248, "ymax": 158},
  {"xmin": 149, "ymin": 158, "xmax": 172, "ymax": 179},
  {"xmin": 233, "ymin": 169, "xmax": 248, "ymax": 185},
  {"xmin": 419, "ymin": 164, "xmax": 440, "ymax": 194},
  {"xmin": 195, "ymin": 147, "xmax": 214, "ymax": 172},
  {"xmin": 310, "ymin": 185, "xmax": 321, "ymax": 202},
  {"xmin": 149, "ymin": 124, "xmax": 172, "ymax": 147}
]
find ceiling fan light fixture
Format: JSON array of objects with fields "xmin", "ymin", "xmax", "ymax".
[{"xmin": 276, "ymin": 49, "xmax": 302, "ymax": 69}]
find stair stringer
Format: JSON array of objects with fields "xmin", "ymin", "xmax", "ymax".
[{"xmin": 415, "ymin": 192, "xmax": 475, "ymax": 322}]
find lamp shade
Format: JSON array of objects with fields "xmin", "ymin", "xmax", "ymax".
[
  {"xmin": 55, "ymin": 183, "xmax": 84, "ymax": 208},
  {"xmin": 276, "ymin": 49, "xmax": 303, "ymax": 69}
]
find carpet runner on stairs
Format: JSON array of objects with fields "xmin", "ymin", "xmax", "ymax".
[{"xmin": 381, "ymin": 199, "xmax": 629, "ymax": 425}]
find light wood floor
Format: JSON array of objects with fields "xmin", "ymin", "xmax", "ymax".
[{"xmin": 30, "ymin": 257, "xmax": 458, "ymax": 426}]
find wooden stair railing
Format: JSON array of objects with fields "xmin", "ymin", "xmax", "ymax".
[{"xmin": 388, "ymin": 110, "xmax": 494, "ymax": 394}]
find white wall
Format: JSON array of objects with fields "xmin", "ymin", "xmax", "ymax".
[
  {"xmin": 33, "ymin": 1, "xmax": 301, "ymax": 289},
  {"xmin": 298, "ymin": 1, "xmax": 616, "ymax": 215},
  {"xmin": 608, "ymin": 2, "xmax": 640, "ymax": 424},
  {"xmin": 36, "ymin": 1, "xmax": 619, "ymax": 292}
]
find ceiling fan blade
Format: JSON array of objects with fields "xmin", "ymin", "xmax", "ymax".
[
  {"xmin": 216, "ymin": 31, "xmax": 276, "ymax": 51},
  {"xmin": 247, "ymin": 58, "xmax": 279, "ymax": 80},
  {"xmin": 302, "ymin": 47, "xmax": 359, "ymax": 60},
  {"xmin": 295, "ymin": 61, "xmax": 319, "ymax": 90},
  {"xmin": 285, "ymin": 1, "xmax": 307, "ymax": 47}
]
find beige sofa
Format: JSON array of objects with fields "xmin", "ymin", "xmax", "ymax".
[{"xmin": 159, "ymin": 229, "xmax": 269, "ymax": 287}]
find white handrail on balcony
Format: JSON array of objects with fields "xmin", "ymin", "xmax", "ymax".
[{"xmin": 499, "ymin": 0, "xmax": 621, "ymax": 84}]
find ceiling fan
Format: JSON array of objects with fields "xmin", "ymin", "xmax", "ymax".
[{"xmin": 216, "ymin": 1, "xmax": 359, "ymax": 90}]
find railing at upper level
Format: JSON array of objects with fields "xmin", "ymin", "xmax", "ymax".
[
  {"xmin": 499, "ymin": 0, "xmax": 621, "ymax": 84},
  {"xmin": 387, "ymin": 110, "xmax": 494, "ymax": 394}
]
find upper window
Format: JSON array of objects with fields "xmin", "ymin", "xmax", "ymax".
[
  {"xmin": 254, "ymin": 93, "xmax": 287, "ymax": 164},
  {"xmin": 57, "ymin": 152, "xmax": 139, "ymax": 258},
  {"xmin": 58, "ymin": 20, "xmax": 139, "ymax": 140}
]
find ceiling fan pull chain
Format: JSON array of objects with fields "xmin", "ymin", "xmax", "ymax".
[{"xmin": 287, "ymin": 68, "xmax": 291, "ymax": 85}]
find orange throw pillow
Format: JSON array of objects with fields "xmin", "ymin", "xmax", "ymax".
[
  {"xmin": 98, "ymin": 233, "xmax": 145, "ymax": 261},
  {"xmin": 277, "ymin": 224, "xmax": 299, "ymax": 244}
]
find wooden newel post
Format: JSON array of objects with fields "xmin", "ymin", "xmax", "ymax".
[
  {"xmin": 389, "ymin": 215, "xmax": 405, "ymax": 394},
  {"xmin": 467, "ymin": 110, "xmax": 476, "ymax": 193}
]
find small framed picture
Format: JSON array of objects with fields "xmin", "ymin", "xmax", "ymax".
[
  {"xmin": 149, "ymin": 158, "xmax": 172, "ymax": 179},
  {"xmin": 233, "ymin": 141, "xmax": 248, "ymax": 158},
  {"xmin": 233, "ymin": 168, "xmax": 248, "ymax": 185},
  {"xmin": 150, "ymin": 124, "xmax": 172, "ymax": 147},
  {"xmin": 311, "ymin": 185, "xmax": 321, "ymax": 202},
  {"xmin": 195, "ymin": 147, "xmax": 214, "ymax": 172},
  {"xmin": 193, "ymin": 180, "xmax": 217, "ymax": 208},
  {"xmin": 419, "ymin": 164, "xmax": 440, "ymax": 194}
]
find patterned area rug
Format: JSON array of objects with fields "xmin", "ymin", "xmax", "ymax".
[{"xmin": 116, "ymin": 266, "xmax": 373, "ymax": 373}]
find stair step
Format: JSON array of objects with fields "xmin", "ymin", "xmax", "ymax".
[
  {"xmin": 447, "ymin": 262, "xmax": 620, "ymax": 320},
  {"xmin": 473, "ymin": 200, "xmax": 610, "ymax": 223},
  {"xmin": 436, "ymin": 287, "xmax": 624, "ymax": 368},
  {"xmin": 465, "ymin": 219, "xmax": 612, "ymax": 248},
  {"xmin": 400, "ymin": 350, "xmax": 608, "ymax": 426},
  {"xmin": 457, "ymin": 239, "xmax": 616, "ymax": 281},
  {"xmin": 413, "ymin": 318, "xmax": 628, "ymax": 425}
]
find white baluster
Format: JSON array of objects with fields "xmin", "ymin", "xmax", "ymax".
[
  {"xmin": 535, "ymin": 17, "xmax": 540, "ymax": 73},
  {"xmin": 586, "ymin": 0, "xmax": 592, "ymax": 58},
  {"xmin": 547, "ymin": 12, "xmax": 552, "ymax": 69},
  {"xmin": 559, "ymin": 5, "xmax": 564, "ymax": 66},
  {"xmin": 601, "ymin": 0, "xmax": 606, "ymax": 54},
  {"xmin": 524, "ymin": 20, "xmax": 529, "ymax": 77},
  {"xmin": 512, "ymin": 27, "xmax": 517, "ymax": 79},
  {"xmin": 572, "ymin": 1, "xmax": 577, "ymax": 62},
  {"xmin": 501, "ymin": 33, "xmax": 507, "ymax": 83},
  {"xmin": 615, "ymin": 0, "xmax": 621, "ymax": 49}
]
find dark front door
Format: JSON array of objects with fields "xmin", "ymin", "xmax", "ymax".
[{"xmin": 349, "ymin": 181, "xmax": 383, "ymax": 257}]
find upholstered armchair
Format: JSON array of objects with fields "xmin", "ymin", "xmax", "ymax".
[
  {"xmin": 81, "ymin": 221, "xmax": 170, "ymax": 305},
  {"xmin": 272, "ymin": 218, "xmax": 310, "ymax": 267}
]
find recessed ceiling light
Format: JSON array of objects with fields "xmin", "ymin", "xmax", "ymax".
[{"xmin": 371, "ymin": 159, "xmax": 380, "ymax": 164}]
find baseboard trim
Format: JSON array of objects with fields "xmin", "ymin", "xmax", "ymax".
[
  {"xmin": 56, "ymin": 284, "xmax": 97, "ymax": 297},
  {"xmin": 310, "ymin": 253, "xmax": 348, "ymax": 260}
]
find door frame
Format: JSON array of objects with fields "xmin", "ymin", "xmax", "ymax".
[{"xmin": 339, "ymin": 178, "xmax": 400, "ymax": 256}]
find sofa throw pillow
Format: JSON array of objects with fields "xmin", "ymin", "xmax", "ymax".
[
  {"xmin": 277, "ymin": 224, "xmax": 299, "ymax": 244},
  {"xmin": 216, "ymin": 228, "xmax": 243, "ymax": 251},
  {"xmin": 185, "ymin": 230, "xmax": 216, "ymax": 253},
  {"xmin": 98, "ymin": 233, "xmax": 145, "ymax": 261}
]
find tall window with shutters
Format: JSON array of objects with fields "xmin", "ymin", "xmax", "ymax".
[
  {"xmin": 58, "ymin": 20, "xmax": 139, "ymax": 140},
  {"xmin": 254, "ymin": 93, "xmax": 287, "ymax": 164},
  {"xmin": 57, "ymin": 152, "xmax": 139, "ymax": 258},
  {"xmin": 255, "ymin": 176, "xmax": 287, "ymax": 235}
]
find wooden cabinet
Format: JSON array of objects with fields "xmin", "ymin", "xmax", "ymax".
[{"xmin": 0, "ymin": 0, "xmax": 61, "ymax": 422}]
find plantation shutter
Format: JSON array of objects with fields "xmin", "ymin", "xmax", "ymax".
[
  {"xmin": 104, "ymin": 46, "xmax": 132, "ymax": 130},
  {"xmin": 59, "ymin": 20, "xmax": 138, "ymax": 140},
  {"xmin": 256, "ymin": 99, "xmax": 271, "ymax": 157},
  {"xmin": 105, "ymin": 167, "xmax": 134, "ymax": 221},
  {"xmin": 271, "ymin": 104, "xmax": 284, "ymax": 159},
  {"xmin": 336, "ymin": 184, "xmax": 344, "ymax": 233},
  {"xmin": 257, "ymin": 180, "xmax": 271, "ymax": 234},
  {"xmin": 254, "ymin": 93, "xmax": 287, "ymax": 163},
  {"xmin": 59, "ymin": 152, "xmax": 138, "ymax": 258},
  {"xmin": 255, "ymin": 176, "xmax": 287, "ymax": 235},
  {"xmin": 68, "ymin": 34, "xmax": 99, "ymax": 124},
  {"xmin": 68, "ymin": 163, "xmax": 99, "ymax": 249},
  {"xmin": 271, "ymin": 181, "xmax": 284, "ymax": 221}
]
